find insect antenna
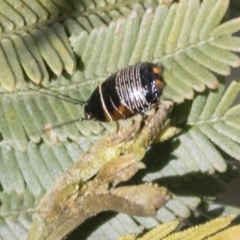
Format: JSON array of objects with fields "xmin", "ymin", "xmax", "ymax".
[
  {"xmin": 45, "ymin": 117, "xmax": 88, "ymax": 130},
  {"xmin": 28, "ymin": 87, "xmax": 86, "ymax": 106},
  {"xmin": 42, "ymin": 117, "xmax": 89, "ymax": 143},
  {"xmin": 33, "ymin": 116, "xmax": 90, "ymax": 139},
  {"xmin": 28, "ymin": 87, "xmax": 91, "ymax": 139}
]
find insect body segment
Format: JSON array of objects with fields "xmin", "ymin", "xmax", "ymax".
[{"xmin": 85, "ymin": 63, "xmax": 164, "ymax": 122}]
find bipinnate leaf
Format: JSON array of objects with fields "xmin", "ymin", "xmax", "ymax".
[
  {"xmin": 0, "ymin": 0, "xmax": 238, "ymax": 99},
  {"xmin": 0, "ymin": 0, "xmax": 239, "ymax": 152},
  {"xmin": 0, "ymin": 1, "xmax": 239, "ymax": 240},
  {"xmin": 187, "ymin": 80, "xmax": 240, "ymax": 162},
  {"xmin": 118, "ymin": 216, "xmax": 240, "ymax": 240}
]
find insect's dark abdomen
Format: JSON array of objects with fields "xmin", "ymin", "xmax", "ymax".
[
  {"xmin": 84, "ymin": 63, "xmax": 164, "ymax": 122},
  {"xmin": 84, "ymin": 74, "xmax": 120, "ymax": 122},
  {"xmin": 84, "ymin": 86, "xmax": 106, "ymax": 122}
]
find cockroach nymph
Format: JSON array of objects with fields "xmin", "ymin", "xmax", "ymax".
[
  {"xmin": 30, "ymin": 62, "xmax": 164, "ymax": 125},
  {"xmin": 85, "ymin": 62, "xmax": 164, "ymax": 122}
]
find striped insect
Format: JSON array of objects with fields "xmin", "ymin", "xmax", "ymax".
[
  {"xmin": 30, "ymin": 62, "xmax": 164, "ymax": 125},
  {"xmin": 85, "ymin": 62, "xmax": 164, "ymax": 122}
]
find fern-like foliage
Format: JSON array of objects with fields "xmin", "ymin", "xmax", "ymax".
[
  {"xmin": 149, "ymin": 79, "xmax": 240, "ymax": 180},
  {"xmin": 117, "ymin": 216, "xmax": 240, "ymax": 240},
  {"xmin": 0, "ymin": 0, "xmax": 239, "ymax": 240},
  {"xmin": 0, "ymin": 0, "xmax": 239, "ymax": 153},
  {"xmin": 0, "ymin": 0, "xmax": 240, "ymax": 150},
  {"xmin": 0, "ymin": 0, "xmax": 239, "ymax": 94}
]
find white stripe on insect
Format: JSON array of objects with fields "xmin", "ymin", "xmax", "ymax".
[{"xmin": 99, "ymin": 83, "xmax": 112, "ymax": 121}]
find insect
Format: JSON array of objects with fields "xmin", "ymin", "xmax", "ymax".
[
  {"xmin": 85, "ymin": 62, "xmax": 164, "ymax": 122},
  {"xmin": 30, "ymin": 62, "xmax": 164, "ymax": 124}
]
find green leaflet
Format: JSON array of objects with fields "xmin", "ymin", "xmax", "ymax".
[{"xmin": 186, "ymin": 80, "xmax": 240, "ymax": 162}]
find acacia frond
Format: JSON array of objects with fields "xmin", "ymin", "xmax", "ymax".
[
  {"xmin": 118, "ymin": 216, "xmax": 240, "ymax": 240},
  {"xmin": 0, "ymin": 1, "xmax": 239, "ymax": 240}
]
